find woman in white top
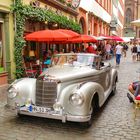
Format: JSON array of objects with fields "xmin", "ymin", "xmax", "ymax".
[{"xmin": 115, "ymin": 43, "xmax": 123, "ymax": 66}]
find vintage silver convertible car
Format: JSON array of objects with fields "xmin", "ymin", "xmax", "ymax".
[{"xmin": 7, "ymin": 53, "xmax": 118, "ymax": 126}]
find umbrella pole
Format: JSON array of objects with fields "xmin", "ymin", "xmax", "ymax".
[{"xmin": 47, "ymin": 42, "xmax": 50, "ymax": 52}]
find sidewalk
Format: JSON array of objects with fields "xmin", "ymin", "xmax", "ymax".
[
  {"xmin": 0, "ymin": 84, "xmax": 8, "ymax": 95},
  {"xmin": 0, "ymin": 85, "xmax": 8, "ymax": 109}
]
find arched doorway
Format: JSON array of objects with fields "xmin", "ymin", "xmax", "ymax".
[
  {"xmin": 125, "ymin": 8, "xmax": 132, "ymax": 24},
  {"xmin": 79, "ymin": 17, "xmax": 86, "ymax": 34}
]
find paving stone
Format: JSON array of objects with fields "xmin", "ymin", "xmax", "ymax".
[{"xmin": 0, "ymin": 49, "xmax": 140, "ymax": 139}]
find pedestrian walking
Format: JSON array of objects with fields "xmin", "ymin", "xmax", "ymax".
[
  {"xmin": 129, "ymin": 42, "xmax": 133, "ymax": 51},
  {"xmin": 105, "ymin": 41, "xmax": 111, "ymax": 60},
  {"xmin": 122, "ymin": 43, "xmax": 128, "ymax": 57},
  {"xmin": 131, "ymin": 43, "xmax": 137, "ymax": 61},
  {"xmin": 115, "ymin": 42, "xmax": 123, "ymax": 66}
]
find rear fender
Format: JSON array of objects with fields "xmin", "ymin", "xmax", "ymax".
[{"xmin": 111, "ymin": 68, "xmax": 118, "ymax": 87}]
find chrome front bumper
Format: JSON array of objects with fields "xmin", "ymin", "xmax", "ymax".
[{"xmin": 16, "ymin": 105, "xmax": 91, "ymax": 123}]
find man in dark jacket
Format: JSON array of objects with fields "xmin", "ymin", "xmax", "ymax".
[{"xmin": 127, "ymin": 81, "xmax": 140, "ymax": 102}]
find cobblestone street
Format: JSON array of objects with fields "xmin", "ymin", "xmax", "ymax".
[{"xmin": 0, "ymin": 49, "xmax": 140, "ymax": 140}]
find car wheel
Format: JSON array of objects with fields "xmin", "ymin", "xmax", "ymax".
[{"xmin": 80, "ymin": 95, "xmax": 99, "ymax": 128}]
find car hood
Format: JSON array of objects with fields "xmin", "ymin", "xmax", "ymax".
[{"xmin": 40, "ymin": 66, "xmax": 98, "ymax": 82}]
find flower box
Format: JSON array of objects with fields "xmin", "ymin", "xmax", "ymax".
[{"xmin": 0, "ymin": 72, "xmax": 8, "ymax": 86}]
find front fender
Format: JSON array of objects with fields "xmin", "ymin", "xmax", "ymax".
[
  {"xmin": 58, "ymin": 82, "xmax": 104, "ymax": 116},
  {"xmin": 7, "ymin": 78, "xmax": 36, "ymax": 108},
  {"xmin": 80, "ymin": 82, "xmax": 104, "ymax": 108}
]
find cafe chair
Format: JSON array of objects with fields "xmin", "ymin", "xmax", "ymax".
[{"xmin": 24, "ymin": 62, "xmax": 37, "ymax": 78}]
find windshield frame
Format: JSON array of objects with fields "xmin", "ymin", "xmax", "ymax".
[{"xmin": 52, "ymin": 53, "xmax": 99, "ymax": 67}]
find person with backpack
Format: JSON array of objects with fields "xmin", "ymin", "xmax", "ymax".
[{"xmin": 127, "ymin": 81, "xmax": 140, "ymax": 103}]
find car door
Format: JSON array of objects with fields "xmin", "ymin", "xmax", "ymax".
[{"xmin": 98, "ymin": 64, "xmax": 111, "ymax": 92}]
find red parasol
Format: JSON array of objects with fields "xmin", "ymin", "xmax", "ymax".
[
  {"xmin": 68, "ymin": 35, "xmax": 97, "ymax": 43},
  {"xmin": 98, "ymin": 34, "xmax": 113, "ymax": 40},
  {"xmin": 110, "ymin": 36, "xmax": 124, "ymax": 42},
  {"xmin": 25, "ymin": 29, "xmax": 79, "ymax": 42},
  {"xmin": 56, "ymin": 29, "xmax": 80, "ymax": 38},
  {"xmin": 99, "ymin": 35, "xmax": 124, "ymax": 41}
]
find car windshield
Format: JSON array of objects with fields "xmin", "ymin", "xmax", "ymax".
[{"xmin": 52, "ymin": 54, "xmax": 95, "ymax": 67}]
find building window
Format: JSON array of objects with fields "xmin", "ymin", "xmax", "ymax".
[
  {"xmin": 109, "ymin": 0, "xmax": 111, "ymax": 14},
  {"xmin": 103, "ymin": 26, "xmax": 105, "ymax": 34},
  {"xmin": 125, "ymin": 8, "xmax": 132, "ymax": 24},
  {"xmin": 102, "ymin": 0, "xmax": 104, "ymax": 7},
  {"xmin": 79, "ymin": 17, "xmax": 85, "ymax": 34},
  {"xmin": 99, "ymin": 24, "xmax": 102, "ymax": 35},
  {"xmin": 94, "ymin": 23, "xmax": 97, "ymax": 36},
  {"xmin": 107, "ymin": 0, "xmax": 108, "ymax": 12}
]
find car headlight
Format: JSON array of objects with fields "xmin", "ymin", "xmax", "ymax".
[
  {"xmin": 69, "ymin": 93, "xmax": 84, "ymax": 106},
  {"xmin": 8, "ymin": 87, "xmax": 18, "ymax": 99}
]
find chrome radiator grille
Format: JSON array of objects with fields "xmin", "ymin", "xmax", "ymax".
[{"xmin": 36, "ymin": 80, "xmax": 57, "ymax": 108}]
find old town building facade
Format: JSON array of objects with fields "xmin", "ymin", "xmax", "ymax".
[
  {"xmin": 112, "ymin": 0, "xmax": 125, "ymax": 36},
  {"xmin": 124, "ymin": 0, "xmax": 140, "ymax": 38},
  {"xmin": 0, "ymin": 0, "xmax": 125, "ymax": 86},
  {"xmin": 0, "ymin": 0, "xmax": 80, "ymax": 86},
  {"xmin": 22, "ymin": 0, "xmax": 80, "ymax": 67},
  {"xmin": 23, "ymin": 0, "xmax": 79, "ymax": 34},
  {"xmin": 0, "ymin": 0, "xmax": 14, "ymax": 86},
  {"xmin": 78, "ymin": 0, "xmax": 124, "ymax": 36}
]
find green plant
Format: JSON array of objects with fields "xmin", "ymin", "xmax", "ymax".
[
  {"xmin": 67, "ymin": 3, "xmax": 72, "ymax": 8},
  {"xmin": 58, "ymin": 0, "xmax": 65, "ymax": 4},
  {"xmin": 0, "ymin": 67, "xmax": 4, "ymax": 73},
  {"xmin": 13, "ymin": 0, "xmax": 81, "ymax": 78}
]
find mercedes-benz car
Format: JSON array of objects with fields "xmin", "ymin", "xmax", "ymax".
[{"xmin": 7, "ymin": 53, "xmax": 118, "ymax": 127}]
